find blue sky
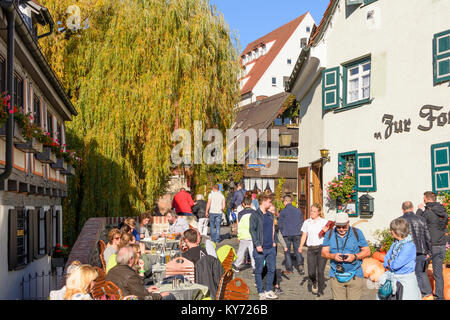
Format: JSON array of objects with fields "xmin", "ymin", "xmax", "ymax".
[{"xmin": 210, "ymin": 0, "xmax": 329, "ymax": 53}]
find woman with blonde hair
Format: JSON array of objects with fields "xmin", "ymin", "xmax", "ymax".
[
  {"xmin": 49, "ymin": 260, "xmax": 82, "ymax": 300},
  {"xmin": 63, "ymin": 265, "xmax": 98, "ymax": 300},
  {"xmin": 299, "ymin": 203, "xmax": 331, "ymax": 298}
]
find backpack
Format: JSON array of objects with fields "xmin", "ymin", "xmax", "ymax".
[{"xmin": 328, "ymin": 226, "xmax": 360, "ymax": 242}]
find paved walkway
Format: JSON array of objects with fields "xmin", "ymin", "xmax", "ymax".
[{"xmin": 216, "ymin": 225, "xmax": 377, "ymax": 300}]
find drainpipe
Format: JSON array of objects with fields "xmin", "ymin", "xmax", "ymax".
[{"xmin": 0, "ymin": 2, "xmax": 16, "ymax": 181}]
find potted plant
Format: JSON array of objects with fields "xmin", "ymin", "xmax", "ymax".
[
  {"xmin": 51, "ymin": 243, "xmax": 70, "ymax": 268},
  {"xmin": 326, "ymin": 174, "xmax": 356, "ymax": 205}
]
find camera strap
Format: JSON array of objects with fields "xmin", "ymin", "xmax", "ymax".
[{"xmin": 335, "ymin": 227, "xmax": 351, "ymax": 254}]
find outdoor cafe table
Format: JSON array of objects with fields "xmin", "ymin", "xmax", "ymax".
[
  {"xmin": 141, "ymin": 237, "xmax": 179, "ymax": 250},
  {"xmin": 157, "ymin": 281, "xmax": 210, "ymax": 300}
]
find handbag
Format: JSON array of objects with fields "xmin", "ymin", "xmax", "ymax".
[{"xmin": 378, "ymin": 279, "xmax": 393, "ymax": 300}]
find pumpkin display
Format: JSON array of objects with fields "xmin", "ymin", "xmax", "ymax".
[
  {"xmin": 372, "ymin": 251, "xmax": 386, "ymax": 263},
  {"xmin": 362, "ymin": 258, "xmax": 385, "ymax": 281}
]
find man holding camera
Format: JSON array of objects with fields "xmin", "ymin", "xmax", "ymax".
[{"xmin": 321, "ymin": 212, "xmax": 371, "ymax": 300}]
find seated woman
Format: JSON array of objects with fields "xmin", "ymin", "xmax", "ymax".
[
  {"xmin": 106, "ymin": 232, "xmax": 134, "ymax": 273},
  {"xmin": 64, "ymin": 264, "xmax": 98, "ymax": 300},
  {"xmin": 49, "ymin": 260, "xmax": 82, "ymax": 300},
  {"xmin": 130, "ymin": 243, "xmax": 151, "ymax": 277},
  {"xmin": 378, "ymin": 218, "xmax": 421, "ymax": 300},
  {"xmin": 137, "ymin": 212, "xmax": 152, "ymax": 240}
]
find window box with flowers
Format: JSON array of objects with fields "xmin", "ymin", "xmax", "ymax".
[
  {"xmin": 51, "ymin": 243, "xmax": 70, "ymax": 268},
  {"xmin": 326, "ymin": 174, "xmax": 357, "ymax": 215}
]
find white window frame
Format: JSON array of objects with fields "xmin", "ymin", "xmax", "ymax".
[
  {"xmin": 346, "ymin": 61, "xmax": 371, "ymax": 104},
  {"xmin": 272, "ymin": 77, "xmax": 277, "ymax": 86}
]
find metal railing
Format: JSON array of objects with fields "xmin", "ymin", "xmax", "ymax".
[{"xmin": 20, "ymin": 270, "xmax": 63, "ymax": 300}]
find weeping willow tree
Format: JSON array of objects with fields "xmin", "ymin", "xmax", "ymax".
[{"xmin": 38, "ymin": 0, "xmax": 241, "ymax": 243}]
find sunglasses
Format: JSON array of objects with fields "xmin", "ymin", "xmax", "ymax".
[{"xmin": 336, "ymin": 225, "xmax": 348, "ymax": 229}]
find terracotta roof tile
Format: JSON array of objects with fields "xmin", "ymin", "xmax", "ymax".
[
  {"xmin": 240, "ymin": 13, "xmax": 308, "ymax": 95},
  {"xmin": 309, "ymin": 0, "xmax": 338, "ymax": 46}
]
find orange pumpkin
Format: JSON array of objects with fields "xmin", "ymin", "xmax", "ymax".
[
  {"xmin": 444, "ymin": 285, "xmax": 450, "ymax": 301},
  {"xmin": 443, "ymin": 267, "xmax": 450, "ymax": 286},
  {"xmin": 362, "ymin": 258, "xmax": 384, "ymax": 280},
  {"xmin": 372, "ymin": 252, "xmax": 386, "ymax": 263},
  {"xmin": 427, "ymin": 269, "xmax": 435, "ymax": 294}
]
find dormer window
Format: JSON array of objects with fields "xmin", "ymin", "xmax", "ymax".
[
  {"xmin": 262, "ymin": 45, "xmax": 266, "ymax": 55},
  {"xmin": 301, "ymin": 38, "xmax": 307, "ymax": 48}
]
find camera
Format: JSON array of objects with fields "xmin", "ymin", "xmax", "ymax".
[
  {"xmin": 336, "ymin": 263, "xmax": 345, "ymax": 273},
  {"xmin": 341, "ymin": 254, "xmax": 348, "ymax": 260}
]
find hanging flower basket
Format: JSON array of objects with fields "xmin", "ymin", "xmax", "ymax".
[{"xmin": 14, "ymin": 137, "xmax": 44, "ymax": 154}]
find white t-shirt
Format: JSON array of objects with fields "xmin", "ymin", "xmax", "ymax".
[
  {"xmin": 301, "ymin": 217, "xmax": 328, "ymax": 246},
  {"xmin": 208, "ymin": 191, "xmax": 225, "ymax": 214}
]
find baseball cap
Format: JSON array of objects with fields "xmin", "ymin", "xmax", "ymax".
[{"xmin": 335, "ymin": 212, "xmax": 349, "ymax": 226}]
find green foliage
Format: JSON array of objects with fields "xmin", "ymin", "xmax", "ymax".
[
  {"xmin": 326, "ymin": 174, "xmax": 356, "ymax": 205},
  {"xmin": 39, "ymin": 0, "xmax": 241, "ymax": 245},
  {"xmin": 373, "ymin": 228, "xmax": 394, "ymax": 253},
  {"xmin": 274, "ymin": 178, "xmax": 285, "ymax": 211},
  {"xmin": 438, "ymin": 191, "xmax": 450, "ymax": 216}
]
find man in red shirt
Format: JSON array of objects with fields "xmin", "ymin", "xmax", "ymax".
[{"xmin": 172, "ymin": 188, "xmax": 195, "ymax": 216}]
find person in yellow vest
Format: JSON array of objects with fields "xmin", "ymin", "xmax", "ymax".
[{"xmin": 232, "ymin": 192, "xmax": 256, "ymax": 271}]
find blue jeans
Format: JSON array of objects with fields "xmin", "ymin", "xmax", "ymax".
[
  {"xmin": 209, "ymin": 213, "xmax": 222, "ymax": 243},
  {"xmin": 283, "ymin": 235, "xmax": 304, "ymax": 271},
  {"xmin": 253, "ymin": 246, "xmax": 277, "ymax": 293},
  {"xmin": 415, "ymin": 254, "xmax": 432, "ymax": 296},
  {"xmin": 432, "ymin": 245, "xmax": 446, "ymax": 300}
]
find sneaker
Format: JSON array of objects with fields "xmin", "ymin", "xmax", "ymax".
[
  {"xmin": 259, "ymin": 293, "xmax": 266, "ymax": 300},
  {"xmin": 298, "ymin": 265, "xmax": 305, "ymax": 275},
  {"xmin": 312, "ymin": 283, "xmax": 318, "ymax": 294},
  {"xmin": 264, "ymin": 290, "xmax": 278, "ymax": 300},
  {"xmin": 273, "ymin": 287, "xmax": 284, "ymax": 295},
  {"xmin": 317, "ymin": 291, "xmax": 324, "ymax": 298},
  {"xmin": 422, "ymin": 294, "xmax": 434, "ymax": 300},
  {"xmin": 282, "ymin": 270, "xmax": 293, "ymax": 275}
]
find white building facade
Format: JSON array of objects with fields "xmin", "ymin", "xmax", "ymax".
[
  {"xmin": 288, "ymin": 0, "xmax": 450, "ymax": 241},
  {"xmin": 0, "ymin": 2, "xmax": 77, "ymax": 299},
  {"xmin": 239, "ymin": 13, "xmax": 316, "ymax": 106}
]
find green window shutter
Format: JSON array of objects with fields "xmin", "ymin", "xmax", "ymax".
[
  {"xmin": 433, "ymin": 30, "xmax": 450, "ymax": 85},
  {"xmin": 363, "ymin": 0, "xmax": 377, "ymax": 5},
  {"xmin": 322, "ymin": 67, "xmax": 340, "ymax": 111},
  {"xmin": 431, "ymin": 142, "xmax": 450, "ymax": 193},
  {"xmin": 32, "ymin": 209, "xmax": 39, "ymax": 259},
  {"xmin": 356, "ymin": 153, "xmax": 376, "ymax": 192}
]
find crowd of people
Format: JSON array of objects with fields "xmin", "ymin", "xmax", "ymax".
[{"xmin": 50, "ymin": 183, "xmax": 448, "ymax": 301}]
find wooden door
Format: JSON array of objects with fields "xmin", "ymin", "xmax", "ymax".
[
  {"xmin": 311, "ymin": 161, "xmax": 323, "ymax": 210},
  {"xmin": 298, "ymin": 167, "xmax": 310, "ymax": 221}
]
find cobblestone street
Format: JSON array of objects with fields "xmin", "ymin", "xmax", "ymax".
[{"xmin": 218, "ymin": 226, "xmax": 377, "ymax": 300}]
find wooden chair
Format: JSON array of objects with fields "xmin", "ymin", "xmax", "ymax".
[
  {"xmin": 221, "ymin": 248, "xmax": 235, "ymax": 272},
  {"xmin": 215, "ymin": 269, "xmax": 234, "ymax": 300},
  {"xmin": 91, "ymin": 266, "xmax": 106, "ymax": 300},
  {"xmin": 165, "ymin": 257, "xmax": 195, "ymax": 283},
  {"xmin": 103, "ymin": 281, "xmax": 124, "ymax": 300},
  {"xmin": 223, "ymin": 278, "xmax": 250, "ymax": 300},
  {"xmin": 98, "ymin": 240, "xmax": 107, "ymax": 271}
]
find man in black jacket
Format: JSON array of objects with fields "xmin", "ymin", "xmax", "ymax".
[
  {"xmin": 278, "ymin": 195, "xmax": 305, "ymax": 275},
  {"xmin": 401, "ymin": 201, "xmax": 433, "ymax": 298},
  {"xmin": 106, "ymin": 247, "xmax": 174, "ymax": 300},
  {"xmin": 250, "ymin": 192, "xmax": 278, "ymax": 300},
  {"xmin": 416, "ymin": 191, "xmax": 449, "ymax": 300}
]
